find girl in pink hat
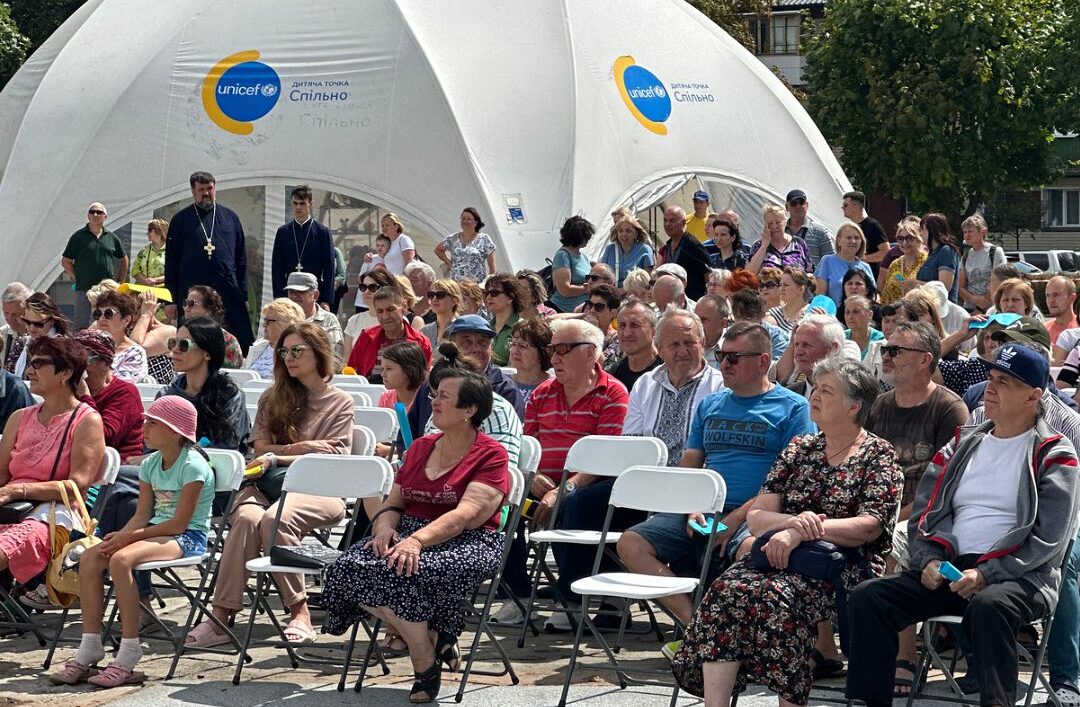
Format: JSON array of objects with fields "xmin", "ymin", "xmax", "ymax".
[{"xmin": 50, "ymin": 396, "xmax": 215, "ymax": 688}]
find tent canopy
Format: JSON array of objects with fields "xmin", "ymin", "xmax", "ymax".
[{"xmin": 0, "ymin": 0, "xmax": 850, "ymax": 301}]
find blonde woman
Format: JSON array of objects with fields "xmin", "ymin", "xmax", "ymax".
[
  {"xmin": 814, "ymin": 221, "xmax": 874, "ymax": 306},
  {"xmin": 376, "ymin": 212, "xmax": 416, "ymax": 275},
  {"xmin": 131, "ymin": 220, "xmax": 168, "ymax": 287},
  {"xmin": 244, "ymin": 298, "xmax": 307, "ymax": 378},
  {"xmin": 880, "ymin": 221, "xmax": 927, "ymax": 305},
  {"xmin": 623, "ymin": 268, "xmax": 654, "ymax": 304},
  {"xmin": 420, "ymin": 279, "xmax": 462, "ymax": 356},
  {"xmin": 600, "ymin": 216, "xmax": 655, "ymax": 288},
  {"xmin": 992, "ymin": 278, "xmax": 1036, "ymax": 317},
  {"xmin": 747, "ymin": 203, "xmax": 811, "ymax": 273}
]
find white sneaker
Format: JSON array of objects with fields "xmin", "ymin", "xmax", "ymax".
[
  {"xmin": 544, "ymin": 605, "xmax": 579, "ymax": 633},
  {"xmin": 489, "ymin": 601, "xmax": 539, "ymax": 626}
]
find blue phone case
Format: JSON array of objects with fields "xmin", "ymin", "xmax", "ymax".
[
  {"xmin": 689, "ymin": 518, "xmax": 728, "ymax": 535},
  {"xmin": 938, "ymin": 561, "xmax": 964, "ymax": 582}
]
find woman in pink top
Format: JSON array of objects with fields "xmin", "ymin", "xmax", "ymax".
[{"xmin": 0, "ymin": 336, "xmax": 105, "ymax": 585}]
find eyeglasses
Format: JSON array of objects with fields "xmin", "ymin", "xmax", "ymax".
[
  {"xmin": 359, "ymin": 283, "xmax": 381, "ymax": 293},
  {"xmin": 508, "ymin": 339, "xmax": 535, "ymax": 350},
  {"xmin": 582, "ymin": 301, "xmax": 609, "ymax": 312},
  {"xmin": 715, "ymin": 350, "xmax": 764, "ymax": 365},
  {"xmin": 278, "ymin": 345, "xmax": 308, "ymax": 360},
  {"xmin": 881, "ymin": 344, "xmax": 930, "ymax": 358},
  {"xmin": 586, "ymin": 274, "xmax": 611, "ymax": 283},
  {"xmin": 21, "ymin": 317, "xmax": 48, "ymax": 329},
  {"xmin": 426, "ymin": 290, "xmax": 449, "ymax": 301},
  {"xmin": 27, "ymin": 357, "xmax": 55, "ymax": 370},
  {"xmin": 484, "ymin": 289, "xmax": 506, "ymax": 299},
  {"xmin": 760, "ymin": 282, "xmax": 779, "ymax": 290},
  {"xmin": 897, "ymin": 235, "xmax": 918, "ymax": 243},
  {"xmin": 92, "ymin": 308, "xmax": 118, "ymax": 320},
  {"xmin": 182, "ymin": 299, "xmax": 202, "ymax": 309},
  {"xmin": 167, "ymin": 337, "xmax": 200, "ymax": 353},
  {"xmin": 545, "ymin": 341, "xmax": 595, "ymax": 356},
  {"xmin": 88, "ymin": 209, "xmax": 106, "ymax": 216}
]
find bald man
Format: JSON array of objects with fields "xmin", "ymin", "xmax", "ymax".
[
  {"xmin": 658, "ymin": 205, "xmax": 711, "ymax": 300},
  {"xmin": 62, "ymin": 202, "xmax": 129, "ymax": 329}
]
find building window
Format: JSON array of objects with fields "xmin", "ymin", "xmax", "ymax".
[
  {"xmin": 771, "ymin": 15, "xmax": 800, "ymax": 54},
  {"xmin": 1045, "ymin": 188, "xmax": 1080, "ymax": 227}
]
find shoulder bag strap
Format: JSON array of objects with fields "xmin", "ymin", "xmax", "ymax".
[{"xmin": 48, "ymin": 403, "xmax": 82, "ymax": 481}]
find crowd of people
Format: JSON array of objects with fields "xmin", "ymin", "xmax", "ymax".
[{"xmin": 0, "ymin": 174, "xmax": 1077, "ymax": 706}]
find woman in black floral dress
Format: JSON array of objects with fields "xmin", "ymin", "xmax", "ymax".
[{"xmin": 672, "ymin": 358, "xmax": 901, "ymax": 706}]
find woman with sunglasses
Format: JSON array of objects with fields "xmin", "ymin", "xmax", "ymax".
[
  {"xmin": 129, "ymin": 289, "xmax": 177, "ymax": 385},
  {"xmin": 14, "ymin": 293, "xmax": 71, "ymax": 379},
  {"xmin": 582, "ymin": 284, "xmax": 623, "ymax": 369},
  {"xmin": 881, "ymin": 221, "xmax": 926, "ymax": 305},
  {"xmin": 484, "ymin": 273, "xmax": 527, "ymax": 367},
  {"xmin": 758, "ymin": 266, "xmax": 785, "ymax": 316},
  {"xmin": 91, "ymin": 290, "xmax": 148, "ymax": 383},
  {"xmin": 344, "ymin": 269, "xmax": 398, "ymax": 357},
  {"xmin": 186, "ymin": 322, "xmax": 354, "ymax": 649},
  {"xmin": 508, "ymin": 318, "xmax": 553, "ymax": 402},
  {"xmin": 182, "ymin": 286, "xmax": 243, "ymax": 369},
  {"xmin": 243, "ymin": 298, "xmax": 306, "ymax": 379},
  {"xmin": 420, "ymin": 279, "xmax": 462, "ymax": 359}
]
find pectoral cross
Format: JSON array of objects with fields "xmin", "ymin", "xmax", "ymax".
[
  {"xmin": 295, "ymin": 263, "xmax": 304, "ymax": 272},
  {"xmin": 204, "ymin": 241, "xmax": 216, "ymax": 258}
]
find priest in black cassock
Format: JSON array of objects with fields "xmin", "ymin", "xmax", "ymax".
[
  {"xmin": 270, "ymin": 185, "xmax": 336, "ymax": 305},
  {"xmin": 164, "ymin": 171, "xmax": 254, "ymax": 354}
]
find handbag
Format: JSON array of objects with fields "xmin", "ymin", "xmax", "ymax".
[
  {"xmin": 252, "ymin": 465, "xmax": 288, "ymax": 504},
  {"xmin": 46, "ymin": 479, "xmax": 100, "ymax": 607},
  {"xmin": 0, "ymin": 405, "xmax": 81, "ymax": 525},
  {"xmin": 269, "ymin": 543, "xmax": 341, "ymax": 570},
  {"xmin": 749, "ymin": 529, "xmax": 862, "ymax": 584}
]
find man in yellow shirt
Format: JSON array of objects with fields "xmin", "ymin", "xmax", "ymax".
[{"xmin": 684, "ymin": 190, "xmax": 711, "ymax": 243}]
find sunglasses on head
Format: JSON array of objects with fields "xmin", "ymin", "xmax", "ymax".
[
  {"xmin": 21, "ymin": 317, "xmax": 48, "ymax": 329},
  {"xmin": 427, "ymin": 290, "xmax": 450, "ymax": 300},
  {"xmin": 182, "ymin": 299, "xmax": 202, "ymax": 309},
  {"xmin": 545, "ymin": 341, "xmax": 595, "ymax": 356},
  {"xmin": 279, "ymin": 345, "xmax": 308, "ymax": 360},
  {"xmin": 93, "ymin": 308, "xmax": 119, "ymax": 320},
  {"xmin": 880, "ymin": 344, "xmax": 929, "ymax": 358},
  {"xmin": 582, "ymin": 301, "xmax": 609, "ymax": 312},
  {"xmin": 166, "ymin": 337, "xmax": 199, "ymax": 353},
  {"xmin": 715, "ymin": 350, "xmax": 762, "ymax": 365},
  {"xmin": 27, "ymin": 357, "xmax": 55, "ymax": 370}
]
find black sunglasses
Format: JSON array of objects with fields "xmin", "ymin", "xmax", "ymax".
[
  {"xmin": 881, "ymin": 344, "xmax": 929, "ymax": 358},
  {"xmin": 167, "ymin": 337, "xmax": 200, "ymax": 353},
  {"xmin": 21, "ymin": 317, "xmax": 48, "ymax": 329},
  {"xmin": 182, "ymin": 299, "xmax": 202, "ymax": 309},
  {"xmin": 545, "ymin": 342, "xmax": 595, "ymax": 356},
  {"xmin": 715, "ymin": 350, "xmax": 763, "ymax": 365},
  {"xmin": 359, "ymin": 283, "xmax": 382, "ymax": 293},
  {"xmin": 427, "ymin": 290, "xmax": 450, "ymax": 300},
  {"xmin": 92, "ymin": 307, "xmax": 119, "ymax": 320},
  {"xmin": 586, "ymin": 274, "xmax": 610, "ymax": 283},
  {"xmin": 484, "ymin": 289, "xmax": 506, "ymax": 298},
  {"xmin": 582, "ymin": 301, "xmax": 609, "ymax": 312},
  {"xmin": 27, "ymin": 357, "xmax": 55, "ymax": 370},
  {"xmin": 88, "ymin": 209, "xmax": 106, "ymax": 216},
  {"xmin": 760, "ymin": 282, "xmax": 779, "ymax": 290}
]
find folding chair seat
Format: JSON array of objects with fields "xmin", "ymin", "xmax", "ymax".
[
  {"xmin": 231, "ymin": 454, "xmax": 394, "ymax": 685},
  {"xmin": 242, "ymin": 379, "xmax": 272, "ymax": 392},
  {"xmin": 557, "ymin": 466, "xmax": 727, "ymax": 707}
]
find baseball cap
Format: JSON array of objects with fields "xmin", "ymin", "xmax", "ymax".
[
  {"xmin": 692, "ymin": 190, "xmax": 710, "ymax": 202},
  {"xmin": 144, "ymin": 396, "xmax": 199, "ymax": 444},
  {"xmin": 986, "ymin": 342, "xmax": 1049, "ymax": 391},
  {"xmin": 988, "ymin": 316, "xmax": 1051, "ymax": 350},
  {"xmin": 808, "ymin": 294, "xmax": 837, "ymax": 316},
  {"xmin": 655, "ymin": 263, "xmax": 688, "ymax": 283},
  {"xmin": 968, "ymin": 312, "xmax": 1022, "ymax": 329},
  {"xmin": 785, "ymin": 189, "xmax": 808, "ymax": 204},
  {"xmin": 446, "ymin": 314, "xmax": 495, "ymax": 338},
  {"xmin": 284, "ymin": 271, "xmax": 319, "ymax": 291}
]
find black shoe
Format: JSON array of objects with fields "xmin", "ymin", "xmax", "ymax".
[
  {"xmin": 954, "ymin": 673, "xmax": 979, "ymax": 695},
  {"xmin": 409, "ymin": 660, "xmax": 441, "ymax": 704},
  {"xmin": 535, "ymin": 586, "xmax": 556, "ymax": 601},
  {"xmin": 592, "ymin": 605, "xmax": 634, "ymax": 632},
  {"xmin": 810, "ymin": 649, "xmax": 845, "ymax": 680},
  {"xmin": 435, "ymin": 632, "xmax": 460, "ymax": 673}
]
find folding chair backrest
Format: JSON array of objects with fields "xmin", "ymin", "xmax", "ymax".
[
  {"xmin": 353, "ymin": 406, "xmax": 398, "ymax": 442},
  {"xmin": 140, "ymin": 396, "xmax": 155, "ymax": 411},
  {"xmin": 206, "ymin": 449, "xmax": 246, "ymax": 493},
  {"xmin": 243, "ymin": 379, "xmax": 273, "ymax": 392},
  {"xmin": 281, "ymin": 454, "xmax": 392, "ymax": 501},
  {"xmin": 244, "ymin": 388, "xmax": 266, "ymax": 407},
  {"xmin": 335, "ymin": 382, "xmax": 386, "ymax": 401},
  {"xmin": 332, "ymin": 373, "xmax": 369, "ymax": 385},
  {"xmin": 519, "ymin": 435, "xmax": 542, "ymax": 474},
  {"xmin": 345, "ymin": 391, "xmax": 372, "ymax": 408},
  {"xmin": 506, "ymin": 465, "xmax": 527, "ymax": 509},
  {"xmin": 564, "ymin": 435, "xmax": 668, "ymax": 478},
  {"xmin": 610, "ymin": 466, "xmax": 726, "ymax": 515},
  {"xmin": 31, "ymin": 393, "xmax": 44, "ymax": 405},
  {"xmin": 136, "ymin": 382, "xmax": 163, "ymax": 399},
  {"xmin": 352, "ymin": 425, "xmax": 376, "ymax": 455},
  {"xmin": 223, "ymin": 369, "xmax": 261, "ymax": 385}
]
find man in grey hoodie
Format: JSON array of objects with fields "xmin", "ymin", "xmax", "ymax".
[{"xmin": 846, "ymin": 342, "xmax": 1080, "ymax": 707}]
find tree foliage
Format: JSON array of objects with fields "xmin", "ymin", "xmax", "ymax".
[
  {"xmin": 804, "ymin": 0, "xmax": 1066, "ymax": 219},
  {"xmin": 7, "ymin": 0, "xmax": 81, "ymax": 49},
  {"xmin": 0, "ymin": 3, "xmax": 29, "ymax": 89},
  {"xmin": 686, "ymin": 0, "xmax": 770, "ymax": 52}
]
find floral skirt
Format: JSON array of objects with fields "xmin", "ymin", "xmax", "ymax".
[
  {"xmin": 671, "ymin": 557, "xmax": 833, "ymax": 706},
  {"xmin": 321, "ymin": 515, "xmax": 502, "ymax": 637}
]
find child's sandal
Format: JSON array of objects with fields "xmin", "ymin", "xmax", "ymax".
[{"xmin": 86, "ymin": 662, "xmax": 146, "ymax": 688}]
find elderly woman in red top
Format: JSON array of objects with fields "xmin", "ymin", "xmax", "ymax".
[
  {"xmin": 523, "ymin": 318, "xmax": 630, "ymax": 625},
  {"xmin": 0, "ymin": 336, "xmax": 105, "ymax": 586},
  {"xmin": 346, "ymin": 286, "xmax": 432, "ymax": 383},
  {"xmin": 322, "ymin": 369, "xmax": 509, "ymax": 704}
]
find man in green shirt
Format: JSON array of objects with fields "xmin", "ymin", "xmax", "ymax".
[{"xmin": 61, "ymin": 202, "xmax": 128, "ymax": 328}]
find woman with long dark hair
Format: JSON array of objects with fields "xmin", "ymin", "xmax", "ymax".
[
  {"xmin": 182, "ymin": 286, "xmax": 243, "ymax": 368},
  {"xmin": 912, "ymin": 213, "xmax": 961, "ymax": 303}
]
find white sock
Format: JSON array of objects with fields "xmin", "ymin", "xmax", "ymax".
[
  {"xmin": 74, "ymin": 633, "xmax": 105, "ymax": 667},
  {"xmin": 114, "ymin": 637, "xmax": 142, "ymax": 671}
]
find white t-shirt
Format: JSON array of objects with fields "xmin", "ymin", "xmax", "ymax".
[
  {"xmin": 382, "ymin": 234, "xmax": 415, "ymax": 275},
  {"xmin": 1056, "ymin": 327, "xmax": 1080, "ymax": 354},
  {"xmin": 952, "ymin": 429, "xmax": 1032, "ymax": 555}
]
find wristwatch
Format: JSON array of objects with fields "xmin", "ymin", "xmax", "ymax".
[{"xmin": 564, "ymin": 481, "xmax": 577, "ymax": 495}]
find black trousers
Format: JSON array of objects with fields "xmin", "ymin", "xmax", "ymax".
[{"xmin": 845, "ymin": 566, "xmax": 1050, "ymax": 707}]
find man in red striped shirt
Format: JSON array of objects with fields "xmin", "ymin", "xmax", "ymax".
[{"xmin": 525, "ymin": 319, "xmax": 630, "ymax": 629}]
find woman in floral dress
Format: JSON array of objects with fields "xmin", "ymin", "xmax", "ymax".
[
  {"xmin": 673, "ymin": 358, "xmax": 901, "ymax": 706},
  {"xmin": 434, "ymin": 207, "xmax": 497, "ymax": 283}
]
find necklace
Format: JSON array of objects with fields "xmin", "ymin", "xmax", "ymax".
[
  {"xmin": 826, "ymin": 430, "xmax": 866, "ymax": 464},
  {"xmin": 197, "ymin": 203, "xmax": 217, "ymax": 259},
  {"xmin": 292, "ymin": 217, "xmax": 312, "ymax": 271},
  {"xmin": 431, "ymin": 435, "xmax": 472, "ymax": 475}
]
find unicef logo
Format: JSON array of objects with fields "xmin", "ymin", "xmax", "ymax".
[
  {"xmin": 202, "ymin": 50, "xmax": 282, "ymax": 135},
  {"xmin": 614, "ymin": 56, "xmax": 672, "ymax": 135}
]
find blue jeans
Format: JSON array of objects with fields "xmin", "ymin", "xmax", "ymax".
[{"xmin": 1048, "ymin": 532, "xmax": 1080, "ymax": 688}]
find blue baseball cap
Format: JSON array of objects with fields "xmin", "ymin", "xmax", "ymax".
[
  {"xmin": 987, "ymin": 342, "xmax": 1049, "ymax": 390},
  {"xmin": 446, "ymin": 314, "xmax": 495, "ymax": 338},
  {"xmin": 692, "ymin": 190, "xmax": 710, "ymax": 202},
  {"xmin": 968, "ymin": 312, "xmax": 1022, "ymax": 329},
  {"xmin": 808, "ymin": 294, "xmax": 837, "ymax": 316}
]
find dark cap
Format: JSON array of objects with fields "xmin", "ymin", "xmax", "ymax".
[
  {"xmin": 987, "ymin": 342, "xmax": 1049, "ymax": 390},
  {"xmin": 988, "ymin": 316, "xmax": 1051, "ymax": 350},
  {"xmin": 692, "ymin": 190, "xmax": 710, "ymax": 202},
  {"xmin": 785, "ymin": 189, "xmax": 807, "ymax": 204}
]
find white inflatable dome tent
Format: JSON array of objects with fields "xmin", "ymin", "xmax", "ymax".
[{"xmin": 0, "ymin": 0, "xmax": 850, "ymax": 314}]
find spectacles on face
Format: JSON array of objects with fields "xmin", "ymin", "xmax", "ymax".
[
  {"xmin": 167, "ymin": 337, "xmax": 200, "ymax": 353},
  {"xmin": 359, "ymin": 283, "xmax": 381, "ymax": 293},
  {"xmin": 760, "ymin": 281, "xmax": 779, "ymax": 291},
  {"xmin": 182, "ymin": 299, "xmax": 203, "ymax": 310},
  {"xmin": 508, "ymin": 339, "xmax": 535, "ymax": 351},
  {"xmin": 278, "ymin": 345, "xmax": 308, "ymax": 360},
  {"xmin": 582, "ymin": 301, "xmax": 609, "ymax": 312},
  {"xmin": 715, "ymin": 350, "xmax": 763, "ymax": 365},
  {"xmin": 93, "ymin": 308, "xmax": 119, "ymax": 321},
  {"xmin": 897, "ymin": 235, "xmax": 917, "ymax": 243},
  {"xmin": 880, "ymin": 344, "xmax": 929, "ymax": 358},
  {"xmin": 88, "ymin": 209, "xmax": 106, "ymax": 216},
  {"xmin": 427, "ymin": 290, "xmax": 450, "ymax": 300},
  {"xmin": 484, "ymin": 289, "xmax": 506, "ymax": 299},
  {"xmin": 21, "ymin": 317, "xmax": 48, "ymax": 329},
  {"xmin": 545, "ymin": 341, "xmax": 595, "ymax": 356},
  {"xmin": 27, "ymin": 357, "xmax": 55, "ymax": 370}
]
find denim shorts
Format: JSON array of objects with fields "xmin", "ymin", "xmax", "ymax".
[
  {"xmin": 628, "ymin": 509, "xmax": 750, "ymax": 576},
  {"xmin": 173, "ymin": 529, "xmax": 209, "ymax": 558}
]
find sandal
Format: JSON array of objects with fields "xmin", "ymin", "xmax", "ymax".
[
  {"xmin": 283, "ymin": 621, "xmax": 317, "ymax": 645},
  {"xmin": 48, "ymin": 659, "xmax": 99, "ymax": 685},
  {"xmin": 86, "ymin": 662, "xmax": 146, "ymax": 688},
  {"xmin": 379, "ymin": 632, "xmax": 409, "ymax": 658},
  {"xmin": 810, "ymin": 648, "xmax": 845, "ymax": 680},
  {"xmin": 894, "ymin": 659, "xmax": 917, "ymax": 697},
  {"xmin": 409, "ymin": 660, "xmax": 442, "ymax": 704},
  {"xmin": 185, "ymin": 621, "xmax": 231, "ymax": 648},
  {"xmin": 435, "ymin": 632, "xmax": 460, "ymax": 673}
]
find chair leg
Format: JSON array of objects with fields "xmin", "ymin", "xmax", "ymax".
[
  {"xmin": 354, "ymin": 618, "xmax": 382, "ymax": 693},
  {"xmin": 336, "ymin": 620, "xmax": 361, "ymax": 692},
  {"xmin": 42, "ymin": 606, "xmax": 72, "ymax": 669},
  {"xmin": 232, "ymin": 575, "xmax": 265, "ymax": 685},
  {"xmin": 557, "ymin": 596, "xmax": 592, "ymax": 707},
  {"xmin": 517, "ymin": 543, "xmax": 547, "ymax": 648}
]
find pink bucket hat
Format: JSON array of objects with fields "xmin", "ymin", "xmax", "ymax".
[{"xmin": 144, "ymin": 396, "xmax": 198, "ymax": 444}]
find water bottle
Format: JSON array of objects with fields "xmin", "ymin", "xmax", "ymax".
[{"xmin": 66, "ymin": 543, "xmax": 86, "ymax": 565}]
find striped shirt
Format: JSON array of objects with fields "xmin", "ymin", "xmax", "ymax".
[
  {"xmin": 524, "ymin": 364, "xmax": 629, "ymax": 479},
  {"xmin": 424, "ymin": 392, "xmax": 522, "ymax": 468}
]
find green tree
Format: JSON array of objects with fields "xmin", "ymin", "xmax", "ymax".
[
  {"xmin": 804, "ymin": 0, "xmax": 1066, "ymax": 220},
  {"xmin": 7, "ymin": 0, "xmax": 82, "ymax": 49},
  {"xmin": 0, "ymin": 2, "xmax": 29, "ymax": 89}
]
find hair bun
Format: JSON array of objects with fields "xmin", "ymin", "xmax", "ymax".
[{"xmin": 438, "ymin": 341, "xmax": 460, "ymax": 363}]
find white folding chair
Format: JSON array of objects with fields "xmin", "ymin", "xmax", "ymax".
[
  {"xmin": 353, "ymin": 406, "xmax": 398, "ymax": 442},
  {"xmin": 231, "ymin": 455, "xmax": 394, "ymax": 685},
  {"xmin": 140, "ymin": 396, "xmax": 156, "ymax": 411},
  {"xmin": 334, "ymin": 382, "xmax": 386, "ymax": 401},
  {"xmin": 344, "ymin": 391, "xmax": 372, "ymax": 408},
  {"xmin": 519, "ymin": 435, "xmax": 668, "ymax": 647},
  {"xmin": 223, "ymin": 369, "xmax": 261, "ymax": 386},
  {"xmin": 558, "ymin": 467, "xmax": 727, "ymax": 707},
  {"xmin": 499, "ymin": 366, "xmax": 517, "ymax": 377},
  {"xmin": 351, "ymin": 425, "xmax": 377, "ymax": 456},
  {"xmin": 332, "ymin": 374, "xmax": 369, "ymax": 385},
  {"xmin": 135, "ymin": 382, "xmax": 164, "ymax": 399},
  {"xmin": 243, "ymin": 387, "xmax": 267, "ymax": 408},
  {"xmin": 242, "ymin": 379, "xmax": 273, "ymax": 392},
  {"xmin": 31, "ymin": 393, "xmax": 44, "ymax": 404},
  {"xmin": 519, "ymin": 435, "xmax": 541, "ymax": 475}
]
